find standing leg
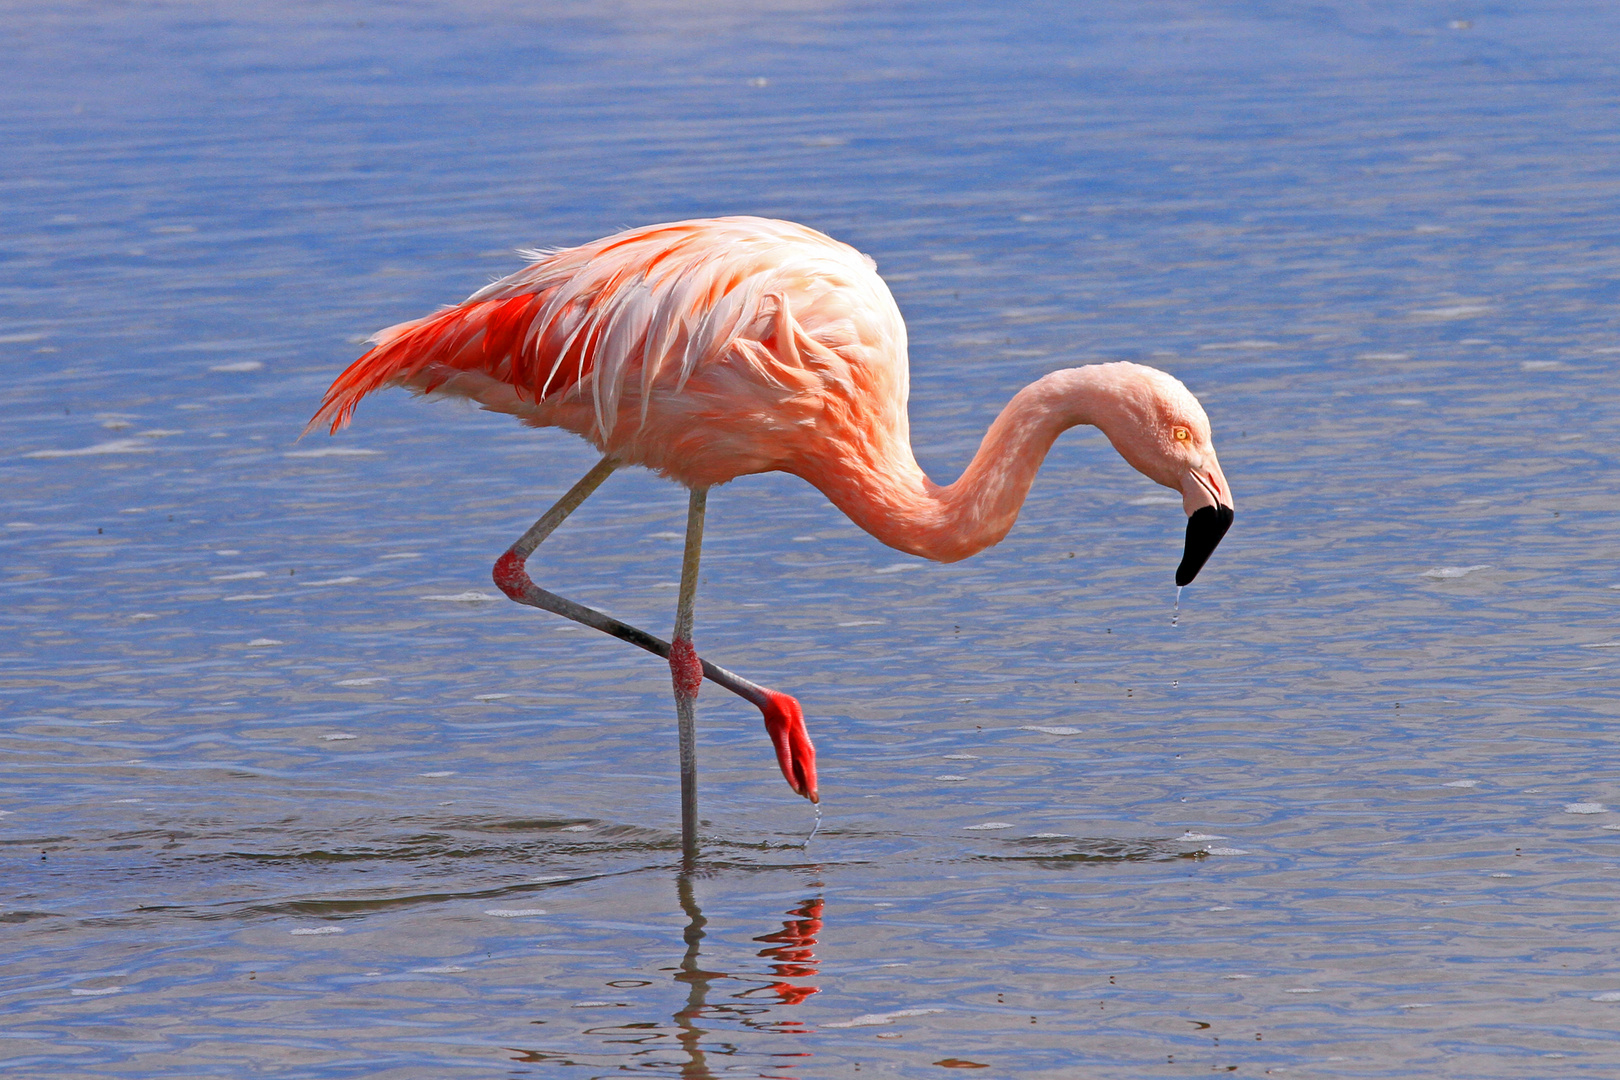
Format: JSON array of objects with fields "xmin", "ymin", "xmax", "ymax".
[
  {"xmin": 492, "ymin": 458, "xmax": 818, "ymax": 805},
  {"xmin": 671, "ymin": 487, "xmax": 707, "ymax": 863}
]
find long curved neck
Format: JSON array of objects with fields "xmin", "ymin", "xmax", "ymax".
[{"xmin": 801, "ymin": 367, "xmax": 1128, "ymax": 563}]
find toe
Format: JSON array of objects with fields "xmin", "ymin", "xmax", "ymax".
[{"xmin": 761, "ymin": 691, "xmax": 817, "ymax": 802}]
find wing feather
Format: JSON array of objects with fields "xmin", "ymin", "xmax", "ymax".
[{"xmin": 308, "ymin": 217, "xmax": 897, "ymax": 440}]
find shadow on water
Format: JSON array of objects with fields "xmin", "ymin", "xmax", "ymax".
[
  {"xmin": 507, "ymin": 870, "xmax": 824, "ymax": 1078},
  {"xmin": 12, "ymin": 810, "xmax": 844, "ymax": 922},
  {"xmin": 973, "ymin": 834, "xmax": 1209, "ymax": 869},
  {"xmin": 14, "ymin": 805, "xmax": 1208, "ymax": 928}
]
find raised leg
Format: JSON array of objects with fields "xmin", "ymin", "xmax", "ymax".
[
  {"xmin": 671, "ymin": 488, "xmax": 707, "ymax": 861},
  {"xmin": 491, "ymin": 457, "xmax": 819, "ymax": 804}
]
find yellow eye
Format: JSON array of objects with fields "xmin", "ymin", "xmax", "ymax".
[{"xmin": 1173, "ymin": 426, "xmax": 1191, "ymax": 442}]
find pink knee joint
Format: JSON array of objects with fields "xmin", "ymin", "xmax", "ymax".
[
  {"xmin": 492, "ymin": 550, "xmax": 528, "ymax": 599},
  {"xmin": 669, "ymin": 638, "xmax": 702, "ymax": 700}
]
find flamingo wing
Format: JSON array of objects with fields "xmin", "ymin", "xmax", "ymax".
[{"xmin": 308, "ymin": 217, "xmax": 896, "ymax": 442}]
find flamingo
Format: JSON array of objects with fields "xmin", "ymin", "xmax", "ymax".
[{"xmin": 309, "ymin": 217, "xmax": 1234, "ymax": 853}]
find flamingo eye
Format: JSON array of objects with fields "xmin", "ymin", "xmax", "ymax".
[{"xmin": 1172, "ymin": 426, "xmax": 1191, "ymax": 442}]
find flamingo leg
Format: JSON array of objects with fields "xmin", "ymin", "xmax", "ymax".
[
  {"xmin": 490, "ymin": 457, "xmax": 819, "ymax": 806},
  {"xmin": 671, "ymin": 487, "xmax": 707, "ymax": 860}
]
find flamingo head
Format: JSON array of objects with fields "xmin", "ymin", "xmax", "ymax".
[{"xmin": 1088, "ymin": 364, "xmax": 1235, "ymax": 586}]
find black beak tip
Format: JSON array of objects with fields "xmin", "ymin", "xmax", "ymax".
[{"xmin": 1175, "ymin": 504, "xmax": 1234, "ymax": 586}]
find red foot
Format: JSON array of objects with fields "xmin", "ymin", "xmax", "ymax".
[
  {"xmin": 492, "ymin": 549, "xmax": 528, "ymax": 599},
  {"xmin": 760, "ymin": 691, "xmax": 818, "ymax": 803},
  {"xmin": 669, "ymin": 638, "xmax": 702, "ymax": 701}
]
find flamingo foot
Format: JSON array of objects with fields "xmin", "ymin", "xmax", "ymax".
[{"xmin": 759, "ymin": 691, "xmax": 818, "ymax": 803}]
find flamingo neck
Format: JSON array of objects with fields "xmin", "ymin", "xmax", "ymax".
[{"xmin": 801, "ymin": 366, "xmax": 1134, "ymax": 563}]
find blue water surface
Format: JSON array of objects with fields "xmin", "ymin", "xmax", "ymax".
[{"xmin": 5, "ymin": 2, "xmax": 1620, "ymax": 1076}]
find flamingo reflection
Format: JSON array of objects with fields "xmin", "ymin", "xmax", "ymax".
[
  {"xmin": 743, "ymin": 896, "xmax": 823, "ymax": 1006},
  {"xmin": 508, "ymin": 879, "xmax": 823, "ymax": 1075},
  {"xmin": 671, "ymin": 874, "xmax": 822, "ymax": 1077}
]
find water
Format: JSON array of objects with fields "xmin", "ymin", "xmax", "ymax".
[{"xmin": 5, "ymin": 1, "xmax": 1620, "ymax": 1075}]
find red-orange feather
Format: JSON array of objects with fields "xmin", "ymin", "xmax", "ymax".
[
  {"xmin": 307, "ymin": 217, "xmax": 900, "ymax": 450},
  {"xmin": 311, "ymin": 290, "xmax": 597, "ymax": 434}
]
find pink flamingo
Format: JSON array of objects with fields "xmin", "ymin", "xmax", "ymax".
[{"xmin": 310, "ymin": 217, "xmax": 1234, "ymax": 851}]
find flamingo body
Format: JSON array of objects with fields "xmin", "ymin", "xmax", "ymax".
[
  {"xmin": 313, "ymin": 217, "xmax": 1235, "ymax": 816},
  {"xmin": 315, "ymin": 217, "xmax": 1231, "ymax": 565},
  {"xmin": 314, "ymin": 217, "xmax": 908, "ymax": 494}
]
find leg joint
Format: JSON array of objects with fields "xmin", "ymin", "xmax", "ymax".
[
  {"xmin": 492, "ymin": 549, "xmax": 529, "ymax": 600},
  {"xmin": 670, "ymin": 637, "xmax": 703, "ymax": 700}
]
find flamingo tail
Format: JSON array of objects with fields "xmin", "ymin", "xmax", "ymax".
[{"xmin": 306, "ymin": 293, "xmax": 564, "ymax": 436}]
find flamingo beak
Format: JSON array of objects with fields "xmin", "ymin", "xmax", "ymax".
[{"xmin": 1176, "ymin": 465, "xmax": 1234, "ymax": 586}]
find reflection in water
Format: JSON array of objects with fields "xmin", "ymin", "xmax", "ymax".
[
  {"xmin": 506, "ymin": 877, "xmax": 823, "ymax": 1074},
  {"xmin": 672, "ymin": 873, "xmax": 822, "ymax": 1078},
  {"xmin": 673, "ymin": 873, "xmax": 716, "ymax": 1078},
  {"xmin": 746, "ymin": 896, "xmax": 824, "ymax": 1007}
]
